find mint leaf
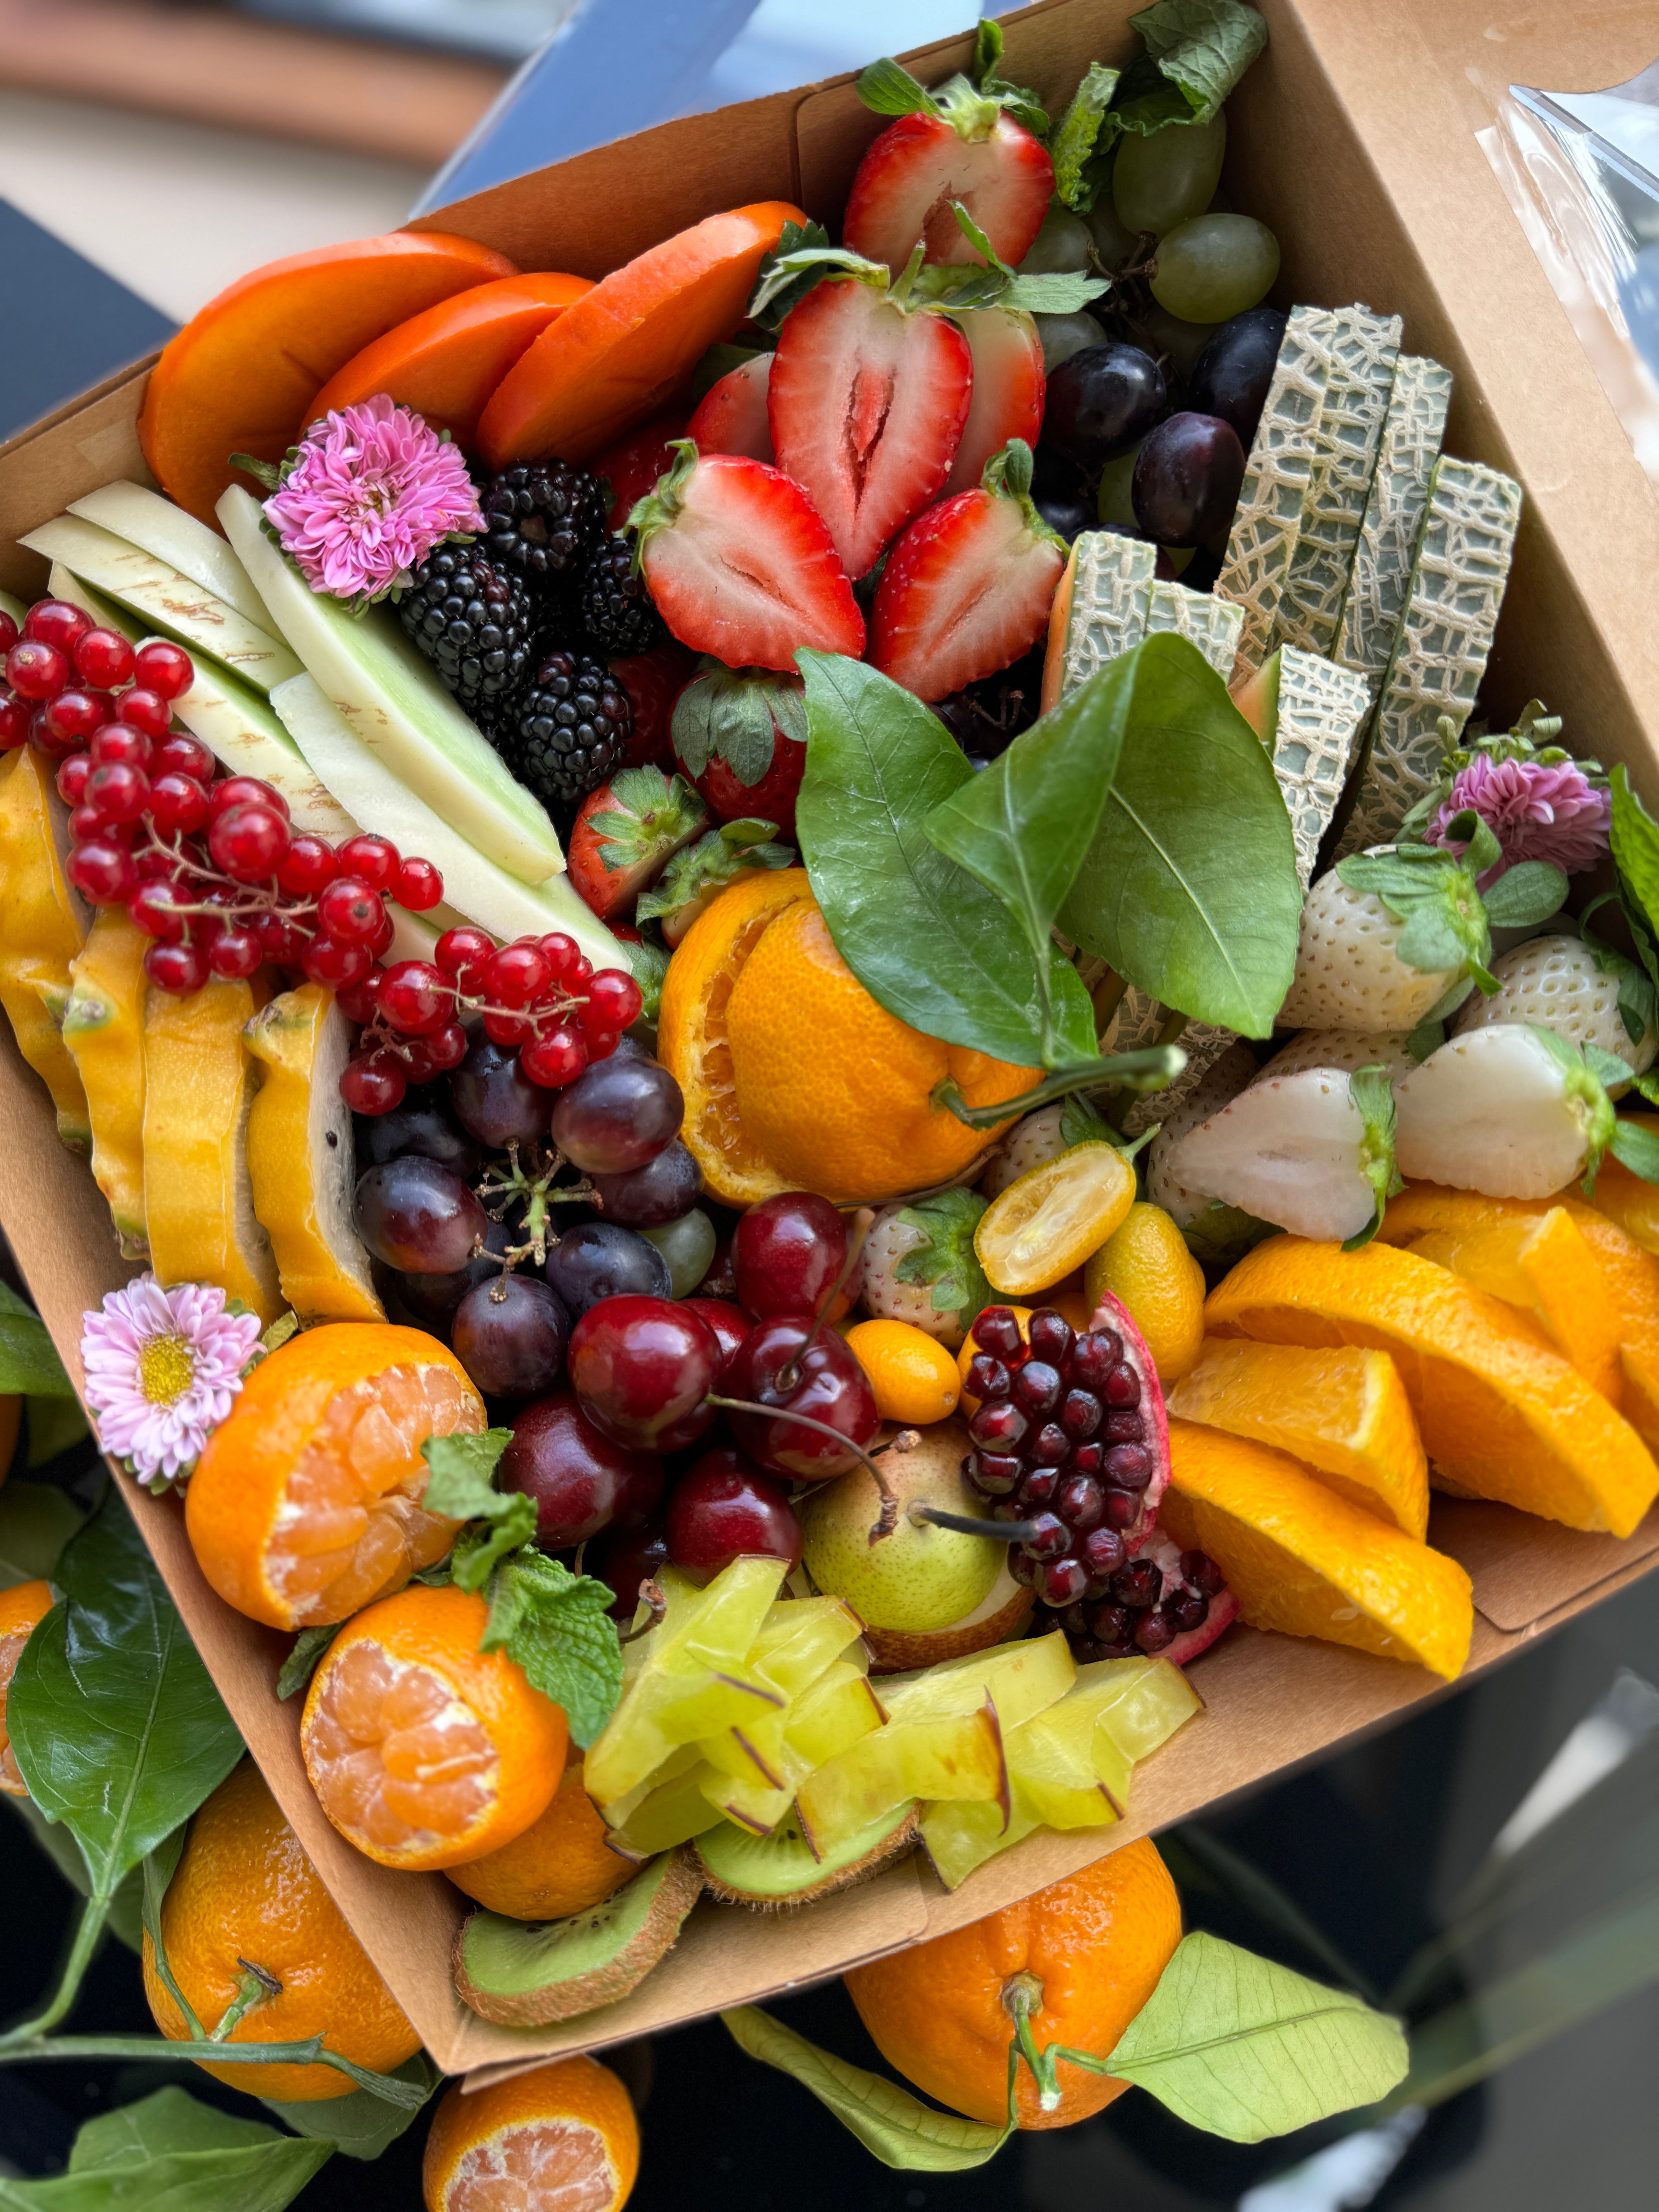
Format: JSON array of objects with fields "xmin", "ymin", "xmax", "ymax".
[
  {"xmin": 891, "ymin": 1189, "xmax": 994, "ymax": 1322},
  {"xmin": 421, "ymin": 1429, "xmax": 537, "ymax": 1589},
  {"xmin": 855, "ymin": 57, "xmax": 938, "ymax": 117},
  {"xmin": 277, "ymin": 1624, "xmax": 338, "ymax": 1701},
  {"xmin": 0, "ymin": 1283, "xmax": 74, "ymax": 1398},
  {"xmin": 970, "ymin": 19, "xmax": 1048, "ymax": 136},
  {"xmin": 1116, "ymin": 0, "xmax": 1269, "ymax": 132},
  {"xmin": 1051, "ymin": 61, "xmax": 1122, "ymax": 209},
  {"xmin": 1002, "ymin": 271, "xmax": 1115, "ymax": 315},
  {"xmin": 625, "ymin": 932, "xmax": 671, "ymax": 1023},
  {"xmin": 481, "ymin": 1550, "xmax": 623, "ymax": 1748}
]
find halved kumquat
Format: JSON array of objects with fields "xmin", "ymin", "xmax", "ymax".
[{"xmin": 975, "ymin": 1143, "xmax": 1136, "ymax": 1297}]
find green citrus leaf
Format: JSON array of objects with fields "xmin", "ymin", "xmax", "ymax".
[
  {"xmin": 0, "ymin": 2086, "xmax": 333, "ymax": 2210},
  {"xmin": 0, "ymin": 1479, "xmax": 84, "ymax": 1589},
  {"xmin": 0, "ymin": 1283, "xmax": 74, "ymax": 1397},
  {"xmin": 259, "ymin": 2053, "xmax": 443, "ymax": 2161}
]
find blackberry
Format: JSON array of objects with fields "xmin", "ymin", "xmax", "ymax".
[
  {"xmin": 578, "ymin": 534, "xmax": 668, "ymax": 655},
  {"xmin": 397, "ymin": 548, "xmax": 542, "ymax": 713},
  {"xmin": 496, "ymin": 651, "xmax": 633, "ymax": 811},
  {"xmin": 479, "ymin": 461, "xmax": 605, "ymax": 580}
]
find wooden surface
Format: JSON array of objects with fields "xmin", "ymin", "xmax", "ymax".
[{"xmin": 0, "ymin": 0, "xmax": 508, "ymax": 167}]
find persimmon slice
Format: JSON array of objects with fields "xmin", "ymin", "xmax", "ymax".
[
  {"xmin": 477, "ymin": 201, "xmax": 805, "ymax": 468},
  {"xmin": 308, "ymin": 271, "xmax": 592, "ymax": 449},
  {"xmin": 139, "ymin": 230, "xmax": 518, "ymax": 524}
]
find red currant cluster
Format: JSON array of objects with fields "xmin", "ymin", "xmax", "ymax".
[{"xmin": 341, "ymin": 927, "xmax": 644, "ymax": 1117}]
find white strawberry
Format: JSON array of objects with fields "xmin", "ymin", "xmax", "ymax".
[
  {"xmin": 1393, "ymin": 1025, "xmax": 1642, "ymax": 1199},
  {"xmin": 1452, "ymin": 932, "xmax": 1658, "ymax": 1079},
  {"xmin": 1260, "ymin": 1029, "xmax": 1423, "ymax": 1081},
  {"xmin": 858, "ymin": 1188, "xmax": 991, "ymax": 1348},
  {"xmin": 982, "ymin": 1103, "xmax": 1068, "ymax": 1198},
  {"xmin": 1145, "ymin": 1042, "xmax": 1259, "ymax": 1226},
  {"xmin": 1275, "ymin": 869, "xmax": 1460, "ymax": 1034},
  {"xmin": 1164, "ymin": 1066, "xmax": 1400, "ymax": 1245}
]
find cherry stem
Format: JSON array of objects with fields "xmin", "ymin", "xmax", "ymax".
[
  {"xmin": 704, "ymin": 1394, "xmax": 901, "ymax": 1547},
  {"xmin": 776, "ymin": 1206, "xmax": 874, "ymax": 1394},
  {"xmin": 618, "ymin": 1577, "xmax": 668, "ymax": 1645},
  {"xmin": 910, "ymin": 1503, "xmax": 1042, "ymax": 1544}
]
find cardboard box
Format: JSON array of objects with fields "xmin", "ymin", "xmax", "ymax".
[{"xmin": 4, "ymin": 0, "xmax": 1658, "ymax": 2087}]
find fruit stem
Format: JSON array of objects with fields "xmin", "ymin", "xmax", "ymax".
[
  {"xmin": 705, "ymin": 1395, "xmax": 902, "ymax": 1545},
  {"xmin": 934, "ymin": 1045, "xmax": 1185, "ymax": 1128},
  {"xmin": 776, "ymin": 1205, "xmax": 874, "ymax": 1392},
  {"xmin": 910, "ymin": 1502, "xmax": 1042, "ymax": 1543},
  {"xmin": 618, "ymin": 1578, "xmax": 668, "ymax": 1645},
  {"xmin": 210, "ymin": 1960, "xmax": 282, "ymax": 2042}
]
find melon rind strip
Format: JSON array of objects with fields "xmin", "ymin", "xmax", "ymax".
[
  {"xmin": 1145, "ymin": 579, "xmax": 1244, "ymax": 677},
  {"xmin": 1054, "ymin": 530, "xmax": 1158, "ymax": 698},
  {"xmin": 1271, "ymin": 648, "xmax": 1372, "ymax": 888},
  {"xmin": 1336, "ymin": 354, "xmax": 1454, "ymax": 690}
]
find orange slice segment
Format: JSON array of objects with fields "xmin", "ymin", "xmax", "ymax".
[
  {"xmin": 657, "ymin": 866, "xmax": 814, "ymax": 1206},
  {"xmin": 1160, "ymin": 1420, "xmax": 1473, "ymax": 1680},
  {"xmin": 1400, "ymin": 1209, "xmax": 1622, "ymax": 1406},
  {"xmin": 422, "ymin": 2055, "xmax": 639, "ymax": 2212},
  {"xmin": 1206, "ymin": 1235, "xmax": 1659, "ymax": 1537},
  {"xmin": 1168, "ymin": 1340, "xmax": 1429, "ymax": 1538},
  {"xmin": 185, "ymin": 1321, "xmax": 484, "ymax": 1630},
  {"xmin": 975, "ymin": 1144, "xmax": 1137, "ymax": 1296}
]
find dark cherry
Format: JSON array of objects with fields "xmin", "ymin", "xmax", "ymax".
[
  {"xmin": 721, "ymin": 1313, "xmax": 879, "ymax": 1482},
  {"xmin": 589, "ymin": 1521, "xmax": 669, "ymax": 1620},
  {"xmin": 500, "ymin": 1390, "xmax": 664, "ymax": 1549},
  {"xmin": 666, "ymin": 1447, "xmax": 803, "ymax": 1581},
  {"xmin": 696, "ymin": 1237, "xmax": 739, "ymax": 1301},
  {"xmin": 451, "ymin": 1274, "xmax": 570, "ymax": 1400},
  {"xmin": 567, "ymin": 1295, "xmax": 721, "ymax": 1452},
  {"xmin": 1187, "ymin": 306, "xmax": 1287, "ymax": 447},
  {"xmin": 732, "ymin": 1191, "xmax": 847, "ymax": 1319},
  {"xmin": 680, "ymin": 1297, "xmax": 751, "ymax": 1370}
]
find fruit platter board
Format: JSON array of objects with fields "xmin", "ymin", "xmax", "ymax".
[{"xmin": 5, "ymin": 0, "xmax": 1659, "ymax": 2113}]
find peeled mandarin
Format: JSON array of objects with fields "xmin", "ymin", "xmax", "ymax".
[
  {"xmin": 422, "ymin": 2055, "xmax": 638, "ymax": 2212},
  {"xmin": 844, "ymin": 1319, "xmax": 961, "ymax": 1425}
]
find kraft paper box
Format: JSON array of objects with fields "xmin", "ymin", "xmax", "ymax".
[{"xmin": 3, "ymin": 0, "xmax": 1658, "ymax": 2087}]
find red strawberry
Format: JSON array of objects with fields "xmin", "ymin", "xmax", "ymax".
[
  {"xmin": 686, "ymin": 354, "xmax": 774, "ymax": 463},
  {"xmin": 868, "ymin": 439, "xmax": 1066, "ymax": 702},
  {"xmin": 768, "ymin": 272, "xmax": 972, "ymax": 580},
  {"xmin": 843, "ymin": 105, "xmax": 1053, "ymax": 274},
  {"xmin": 565, "ymin": 765, "xmax": 710, "ymax": 922},
  {"xmin": 610, "ymin": 642, "xmax": 697, "ymax": 769},
  {"xmin": 670, "ymin": 662, "xmax": 807, "ymax": 836},
  {"xmin": 632, "ymin": 442, "xmax": 864, "ymax": 671},
  {"xmin": 593, "ymin": 409, "xmax": 689, "ymax": 531},
  {"xmin": 637, "ymin": 823, "xmax": 797, "ymax": 947},
  {"xmin": 941, "ymin": 306, "xmax": 1044, "ymax": 497}
]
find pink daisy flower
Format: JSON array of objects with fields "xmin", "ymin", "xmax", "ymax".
[
  {"xmin": 264, "ymin": 394, "xmax": 483, "ymax": 609},
  {"xmin": 81, "ymin": 1276, "xmax": 263, "ymax": 1486},
  {"xmin": 1427, "ymin": 752, "xmax": 1612, "ymax": 887}
]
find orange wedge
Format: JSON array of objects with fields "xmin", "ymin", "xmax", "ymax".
[
  {"xmin": 1160, "ymin": 1420, "xmax": 1473, "ymax": 1679},
  {"xmin": 1168, "ymin": 1341, "xmax": 1428, "ymax": 1538},
  {"xmin": 1381, "ymin": 1183, "xmax": 1659, "ymax": 1455},
  {"xmin": 1206, "ymin": 1236, "xmax": 1659, "ymax": 1537}
]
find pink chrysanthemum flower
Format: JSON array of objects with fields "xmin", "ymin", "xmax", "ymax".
[
  {"xmin": 81, "ymin": 1276, "xmax": 263, "ymax": 1486},
  {"xmin": 264, "ymin": 394, "xmax": 483, "ymax": 608},
  {"xmin": 1427, "ymin": 752, "xmax": 1612, "ymax": 886}
]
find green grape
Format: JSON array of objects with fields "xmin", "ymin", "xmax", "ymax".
[
  {"xmin": 1087, "ymin": 192, "xmax": 1139, "ymax": 270},
  {"xmin": 642, "ymin": 1208, "xmax": 717, "ymax": 1298},
  {"xmin": 1034, "ymin": 311, "xmax": 1106, "ymax": 374},
  {"xmin": 1150, "ymin": 215, "xmax": 1279, "ymax": 324},
  {"xmin": 1019, "ymin": 206, "xmax": 1094, "ymax": 274},
  {"xmin": 1138, "ymin": 300, "xmax": 1218, "ymax": 377},
  {"xmin": 1096, "ymin": 445, "xmax": 1141, "ymax": 529},
  {"xmin": 1113, "ymin": 113, "xmax": 1227, "ymax": 238}
]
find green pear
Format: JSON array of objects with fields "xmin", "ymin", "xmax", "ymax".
[{"xmin": 801, "ymin": 1422, "xmax": 1004, "ymax": 1633}]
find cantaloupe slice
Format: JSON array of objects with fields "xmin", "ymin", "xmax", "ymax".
[{"xmin": 63, "ymin": 911, "xmax": 150, "ymax": 1259}]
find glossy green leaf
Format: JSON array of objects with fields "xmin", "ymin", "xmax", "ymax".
[
  {"xmin": 0, "ymin": 2087, "xmax": 332, "ymax": 2211},
  {"xmin": 1103, "ymin": 1931, "xmax": 1408, "ymax": 2140},
  {"xmin": 721, "ymin": 2006, "xmax": 1010, "ymax": 2171},
  {"xmin": 891, "ymin": 1188, "xmax": 994, "ymax": 1321},
  {"xmin": 26, "ymin": 1395, "xmax": 89, "ymax": 1468},
  {"xmin": 260, "ymin": 2053, "xmax": 443, "ymax": 2161},
  {"xmin": 1056, "ymin": 635, "xmax": 1300, "ymax": 1037},
  {"xmin": 7, "ymin": 1491, "xmax": 242, "ymax": 1894},
  {"xmin": 1116, "ymin": 0, "xmax": 1269, "ymax": 132},
  {"xmin": 0, "ymin": 1284, "xmax": 74, "ymax": 1398},
  {"xmin": 795, "ymin": 651, "xmax": 1049, "ymax": 1069},
  {"xmin": 855, "ymin": 57, "xmax": 937, "ymax": 118},
  {"xmin": 1610, "ymin": 764, "xmax": 1659, "ymax": 929},
  {"xmin": 422, "ymin": 1428, "xmax": 536, "ymax": 1589},
  {"xmin": 0, "ymin": 1480, "xmax": 84, "ymax": 1589}
]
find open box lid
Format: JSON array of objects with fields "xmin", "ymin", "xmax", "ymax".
[{"xmin": 5, "ymin": 0, "xmax": 1659, "ymax": 2087}]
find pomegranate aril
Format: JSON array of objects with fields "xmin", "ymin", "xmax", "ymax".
[
  {"xmin": 1067, "ymin": 1440, "xmax": 1104, "ymax": 1478},
  {"xmin": 1164, "ymin": 1587, "xmax": 1208, "ymax": 1633},
  {"xmin": 1056, "ymin": 1473, "xmax": 1104, "ymax": 1532},
  {"xmin": 1029, "ymin": 1421, "xmax": 1070, "ymax": 1466},
  {"xmin": 1021, "ymin": 1511, "xmax": 1070, "ymax": 1561},
  {"xmin": 1078, "ymin": 1526, "xmax": 1125, "ymax": 1582},
  {"xmin": 968, "ymin": 1399, "xmax": 1027, "ymax": 1451},
  {"xmin": 1103, "ymin": 1409, "xmax": 1145, "ymax": 1444},
  {"xmin": 1134, "ymin": 1611, "xmax": 1176, "ymax": 1655},
  {"xmin": 118, "ymin": 688, "xmax": 173, "ymax": 741},
  {"xmin": 153, "ymin": 735, "xmax": 213, "ymax": 781},
  {"xmin": 1103, "ymin": 1443, "xmax": 1151, "ymax": 1489},
  {"xmin": 1009, "ymin": 1547, "xmax": 1037, "ymax": 1588},
  {"xmin": 208, "ymin": 928, "xmax": 262, "ymax": 979},
  {"xmin": 1104, "ymin": 1362, "xmax": 1141, "ymax": 1408},
  {"xmin": 522, "ymin": 1025, "xmax": 588, "ymax": 1087},
  {"xmin": 338, "ymin": 833, "xmax": 399, "ymax": 890},
  {"xmin": 971, "ymin": 1307, "xmax": 1025, "ymax": 1362},
  {"xmin": 316, "ymin": 876, "xmax": 383, "ymax": 945},
  {"xmin": 276, "ymin": 835, "xmax": 338, "ymax": 896},
  {"xmin": 394, "ymin": 855, "xmax": 443, "ymax": 911},
  {"xmin": 144, "ymin": 939, "xmax": 209, "ymax": 993},
  {"xmin": 341, "ymin": 1053, "xmax": 405, "ymax": 1115},
  {"xmin": 1110, "ymin": 1559, "xmax": 1162, "ymax": 1609},
  {"xmin": 1181, "ymin": 1549, "xmax": 1224, "ymax": 1595},
  {"xmin": 1100, "ymin": 1487, "xmax": 1140, "ymax": 1530},
  {"xmin": 74, "ymin": 629, "xmax": 135, "ymax": 688},
  {"xmin": 24, "ymin": 601, "xmax": 91, "ymax": 653},
  {"xmin": 56, "ymin": 754, "xmax": 92, "ymax": 806},
  {"xmin": 1060, "ymin": 1388, "xmax": 1102, "ymax": 1439},
  {"xmin": 1035, "ymin": 1554, "xmax": 1088, "ymax": 1607},
  {"xmin": 1017, "ymin": 1465, "xmax": 1060, "ymax": 1510},
  {"xmin": 1012, "ymin": 1359, "xmax": 1061, "ymax": 1415},
  {"xmin": 1065, "ymin": 1330, "xmax": 1122, "ymax": 1390},
  {"xmin": 210, "ymin": 802, "xmax": 290, "ymax": 882},
  {"xmin": 1086, "ymin": 1600, "xmax": 1130, "ymax": 1644},
  {"xmin": 377, "ymin": 959, "xmax": 452, "ymax": 1037},
  {"xmin": 965, "ymin": 1449, "xmax": 1021, "ymax": 1496},
  {"xmin": 7, "ymin": 640, "xmax": 68, "ymax": 699},
  {"xmin": 132, "ymin": 639, "xmax": 194, "ymax": 699},
  {"xmin": 1027, "ymin": 1310, "xmax": 1074, "ymax": 1364},
  {"xmin": 965, "ymin": 1354, "xmax": 1011, "ymax": 1402},
  {"xmin": 69, "ymin": 839, "xmax": 138, "ymax": 904},
  {"xmin": 436, "ymin": 925, "xmax": 494, "ymax": 981}
]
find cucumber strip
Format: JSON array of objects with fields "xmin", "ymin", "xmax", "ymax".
[
  {"xmin": 220, "ymin": 486, "xmax": 563, "ymax": 886},
  {"xmin": 19, "ymin": 514, "xmax": 301, "ymax": 694},
  {"xmin": 271, "ymin": 673, "xmax": 623, "ymax": 970},
  {"xmin": 46, "ymin": 562, "xmax": 352, "ymax": 838},
  {"xmin": 67, "ymin": 479, "xmax": 271, "ymax": 627}
]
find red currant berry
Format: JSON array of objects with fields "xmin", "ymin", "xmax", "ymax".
[
  {"xmin": 24, "ymin": 601, "xmax": 90, "ymax": 654},
  {"xmin": 376, "ymin": 959, "xmax": 451, "ymax": 1037},
  {"xmin": 584, "ymin": 1029, "xmax": 620, "ymax": 1063},
  {"xmin": 6, "ymin": 640, "xmax": 69, "ymax": 700},
  {"xmin": 132, "ymin": 640, "xmax": 194, "ymax": 699},
  {"xmin": 434, "ymin": 925, "xmax": 493, "ymax": 983},
  {"xmin": 367, "ymin": 908, "xmax": 396, "ymax": 958},
  {"xmin": 483, "ymin": 1010, "xmax": 534, "ymax": 1048},
  {"xmin": 209, "ymin": 774, "xmax": 284, "ymax": 820},
  {"xmin": 334, "ymin": 969, "xmax": 384, "ymax": 1024},
  {"xmin": 539, "ymin": 932, "xmax": 583, "ymax": 981},
  {"xmin": 144, "ymin": 938, "xmax": 210, "ymax": 994},
  {"xmin": 68, "ymin": 839, "xmax": 138, "ymax": 904},
  {"xmin": 0, "ymin": 692, "xmax": 29, "ymax": 750},
  {"xmin": 209, "ymin": 802, "xmax": 290, "ymax": 882},
  {"xmin": 315, "ymin": 876, "xmax": 381, "ymax": 945},
  {"xmin": 393, "ymin": 855, "xmax": 442, "ymax": 911},
  {"xmin": 89, "ymin": 720, "xmax": 151, "ymax": 769},
  {"xmin": 485, "ymin": 942, "xmax": 550, "ymax": 1008},
  {"xmin": 208, "ymin": 928, "xmax": 262, "ymax": 979},
  {"xmin": 134, "ymin": 847, "xmax": 185, "ymax": 885},
  {"xmin": 85, "ymin": 760, "xmax": 150, "ymax": 824},
  {"xmin": 69, "ymin": 802, "xmax": 111, "ymax": 843},
  {"xmin": 0, "ymin": 611, "xmax": 16, "ymax": 656},
  {"xmin": 583, "ymin": 968, "xmax": 643, "ymax": 1032},
  {"xmin": 45, "ymin": 689, "xmax": 115, "ymax": 748},
  {"xmin": 276, "ymin": 835, "xmax": 337, "ymax": 897},
  {"xmin": 56, "ymin": 754, "xmax": 92, "ymax": 806},
  {"xmin": 395, "ymin": 1038, "xmax": 438, "ymax": 1085},
  {"xmin": 302, "ymin": 935, "xmax": 373, "ymax": 988},
  {"xmin": 337, "ymin": 833, "xmax": 400, "ymax": 891},
  {"xmin": 340, "ymin": 1053, "xmax": 405, "ymax": 1115},
  {"xmin": 254, "ymin": 910, "xmax": 307, "ymax": 965},
  {"xmin": 147, "ymin": 772, "xmax": 211, "ymax": 837},
  {"xmin": 74, "ymin": 628, "xmax": 135, "ymax": 688},
  {"xmin": 423, "ymin": 1019, "xmax": 468, "ymax": 1071},
  {"xmin": 521, "ymin": 1025, "xmax": 588, "ymax": 1087},
  {"xmin": 129, "ymin": 883, "xmax": 191, "ymax": 939},
  {"xmin": 117, "ymin": 687, "xmax": 173, "ymax": 741},
  {"xmin": 152, "ymin": 734, "xmax": 213, "ymax": 781}
]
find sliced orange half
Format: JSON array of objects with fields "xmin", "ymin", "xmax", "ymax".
[
  {"xmin": 1160, "ymin": 1420, "xmax": 1474, "ymax": 1680},
  {"xmin": 1206, "ymin": 1235, "xmax": 1659, "ymax": 1538},
  {"xmin": 975, "ymin": 1143, "xmax": 1137, "ymax": 1297}
]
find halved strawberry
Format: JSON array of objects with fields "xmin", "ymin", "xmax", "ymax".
[
  {"xmin": 594, "ymin": 409, "xmax": 689, "ymax": 531},
  {"xmin": 942, "ymin": 306, "xmax": 1044, "ymax": 496},
  {"xmin": 630, "ymin": 441, "xmax": 863, "ymax": 671},
  {"xmin": 844, "ymin": 103, "xmax": 1053, "ymax": 274},
  {"xmin": 768, "ymin": 268, "xmax": 972, "ymax": 580},
  {"xmin": 686, "ymin": 353, "xmax": 774, "ymax": 463},
  {"xmin": 611, "ymin": 641, "xmax": 697, "ymax": 769},
  {"xmin": 867, "ymin": 439, "xmax": 1066, "ymax": 702},
  {"xmin": 566, "ymin": 765, "xmax": 710, "ymax": 922},
  {"xmin": 671, "ymin": 661, "xmax": 807, "ymax": 836}
]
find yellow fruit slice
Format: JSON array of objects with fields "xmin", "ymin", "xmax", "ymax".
[
  {"xmin": 657, "ymin": 868, "xmax": 813, "ymax": 1206},
  {"xmin": 795, "ymin": 1703, "xmax": 1006, "ymax": 1857},
  {"xmin": 1168, "ymin": 1341, "xmax": 1429, "ymax": 1538},
  {"xmin": 874, "ymin": 1628, "xmax": 1076, "ymax": 1731},
  {"xmin": 0, "ymin": 749, "xmax": 89, "ymax": 1151},
  {"xmin": 975, "ymin": 1143, "xmax": 1136, "ymax": 1296},
  {"xmin": 1207, "ymin": 1235, "xmax": 1659, "ymax": 1537},
  {"xmin": 62, "ymin": 910, "xmax": 149, "ymax": 1259},
  {"xmin": 141, "ymin": 975, "xmax": 283, "ymax": 1324},
  {"xmin": 1160, "ymin": 1419, "xmax": 1474, "ymax": 1680},
  {"xmin": 1083, "ymin": 1201, "xmax": 1207, "ymax": 1382},
  {"xmin": 1403, "ymin": 1209, "xmax": 1622, "ymax": 1406},
  {"xmin": 244, "ymin": 983, "xmax": 382, "ymax": 1323}
]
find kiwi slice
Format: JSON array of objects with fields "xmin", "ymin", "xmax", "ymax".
[
  {"xmin": 452, "ymin": 1845, "xmax": 703, "ymax": 2027},
  {"xmin": 695, "ymin": 1806, "xmax": 918, "ymax": 1909}
]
